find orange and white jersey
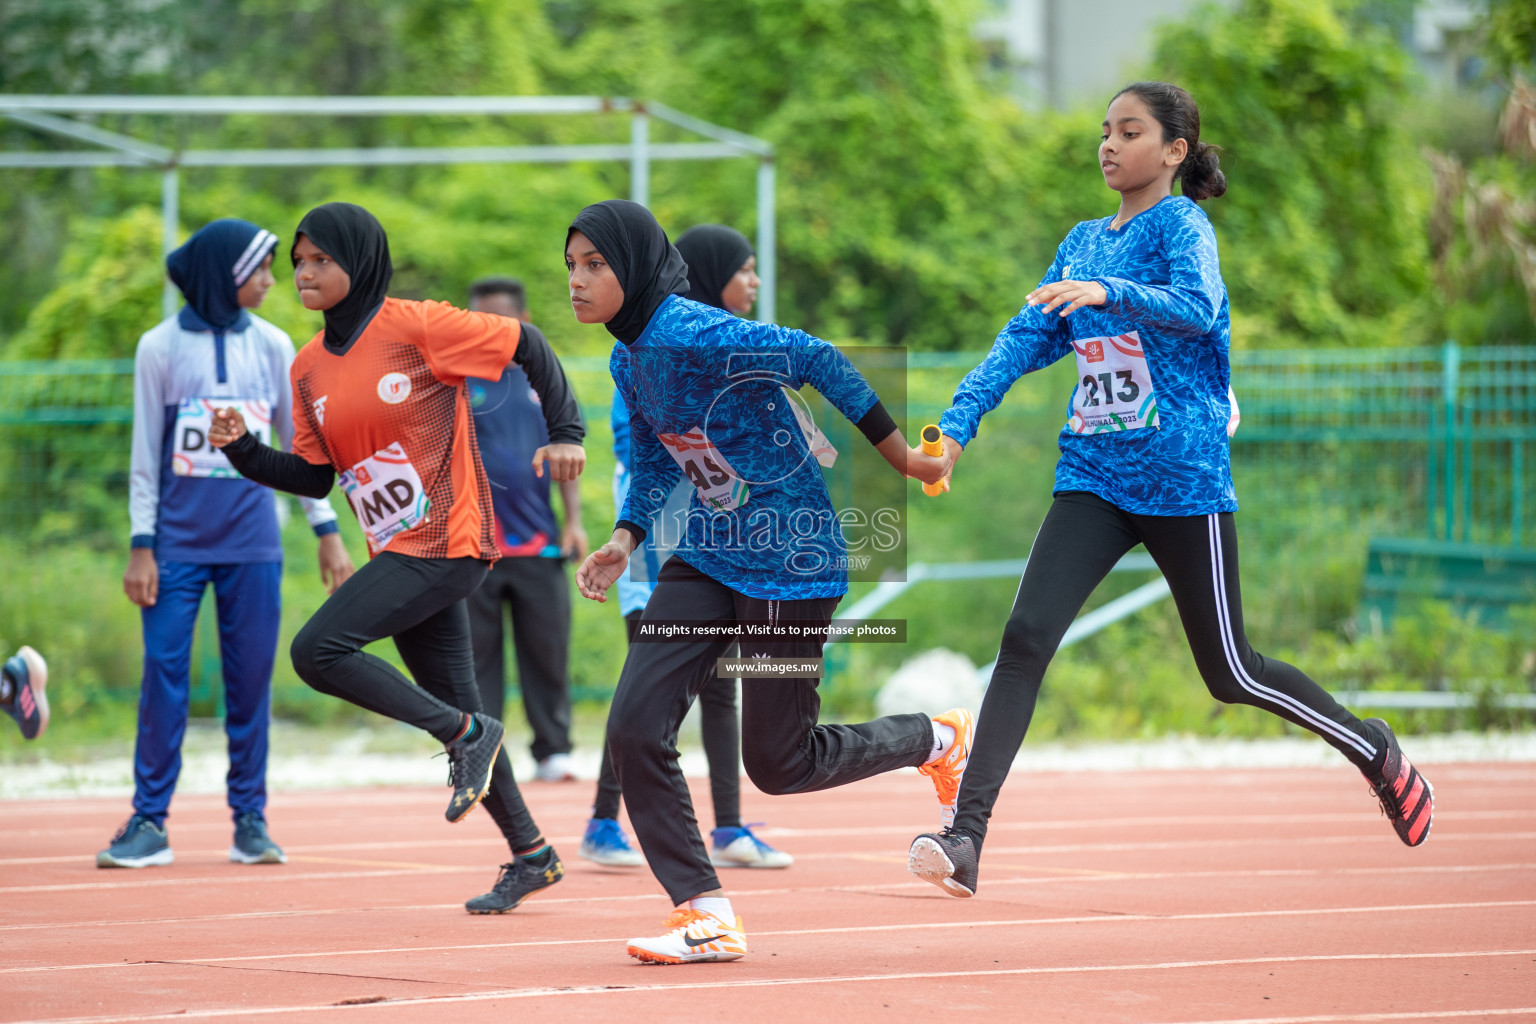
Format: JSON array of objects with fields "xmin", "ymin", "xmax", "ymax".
[{"xmin": 290, "ymin": 297, "xmax": 519, "ymax": 560}]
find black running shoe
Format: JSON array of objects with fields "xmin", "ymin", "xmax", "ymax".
[
  {"xmin": 464, "ymin": 851, "xmax": 565, "ymax": 914},
  {"xmin": 444, "ymin": 713, "xmax": 504, "ymax": 824},
  {"xmin": 1361, "ymin": 718, "xmax": 1434, "ymax": 847},
  {"xmin": 908, "ymin": 826, "xmax": 978, "ymax": 898}
]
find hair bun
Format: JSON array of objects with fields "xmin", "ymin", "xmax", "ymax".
[{"xmin": 1181, "ymin": 141, "xmax": 1227, "ymax": 202}]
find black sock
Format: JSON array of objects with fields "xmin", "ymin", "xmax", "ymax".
[{"xmin": 519, "ymin": 842, "xmax": 553, "ymax": 867}]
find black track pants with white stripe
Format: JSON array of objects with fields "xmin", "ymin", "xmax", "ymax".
[{"xmin": 953, "ymin": 490, "xmax": 1381, "ymax": 848}]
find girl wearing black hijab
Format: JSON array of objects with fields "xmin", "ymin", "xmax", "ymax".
[
  {"xmin": 674, "ymin": 224, "xmax": 759, "ymax": 314},
  {"xmin": 209, "ymin": 202, "xmax": 585, "ymax": 914},
  {"xmin": 583, "ymin": 223, "xmax": 792, "ymax": 875},
  {"xmin": 567, "ymin": 200, "xmax": 974, "ymax": 964}
]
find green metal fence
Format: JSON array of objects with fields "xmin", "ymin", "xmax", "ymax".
[
  {"xmin": 1226, "ymin": 342, "xmax": 1535, "ymax": 548},
  {"xmin": 2, "ymin": 343, "xmax": 1532, "ymax": 546}
]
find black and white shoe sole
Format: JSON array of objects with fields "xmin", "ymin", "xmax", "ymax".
[{"xmin": 907, "ymin": 836, "xmax": 974, "ymax": 898}]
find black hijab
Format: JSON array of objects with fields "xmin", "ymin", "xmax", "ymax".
[
  {"xmin": 674, "ymin": 224, "xmax": 753, "ymax": 312},
  {"xmin": 293, "ymin": 202, "xmax": 393, "ymax": 350},
  {"xmin": 566, "ymin": 200, "xmax": 689, "ymax": 344}
]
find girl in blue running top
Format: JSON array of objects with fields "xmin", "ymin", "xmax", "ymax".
[
  {"xmin": 904, "ymin": 82, "xmax": 1435, "ymax": 901},
  {"xmin": 569, "ymin": 200, "xmax": 974, "ymax": 965}
]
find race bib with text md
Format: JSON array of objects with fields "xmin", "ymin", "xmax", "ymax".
[
  {"xmin": 657, "ymin": 426, "xmax": 751, "ymax": 511},
  {"xmin": 339, "ymin": 442, "xmax": 430, "ymax": 552},
  {"xmin": 173, "ymin": 398, "xmax": 272, "ymax": 477},
  {"xmin": 1067, "ymin": 332, "xmax": 1159, "ymax": 434}
]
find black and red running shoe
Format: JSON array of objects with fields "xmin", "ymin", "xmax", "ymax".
[{"xmin": 1362, "ymin": 718, "xmax": 1433, "ymax": 847}]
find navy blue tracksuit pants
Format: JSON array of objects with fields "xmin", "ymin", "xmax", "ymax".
[{"xmin": 134, "ymin": 560, "xmax": 282, "ymax": 824}]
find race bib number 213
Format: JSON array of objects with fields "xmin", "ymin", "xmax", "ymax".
[{"xmin": 1067, "ymin": 331, "xmax": 1159, "ymax": 434}]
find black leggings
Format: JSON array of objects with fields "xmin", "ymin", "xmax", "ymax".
[
  {"xmin": 954, "ymin": 491, "xmax": 1382, "ymax": 849},
  {"xmin": 608, "ymin": 557, "xmax": 932, "ymax": 904},
  {"xmin": 290, "ymin": 551, "xmax": 541, "ymax": 852},
  {"xmin": 591, "ymin": 612, "xmax": 742, "ymax": 829}
]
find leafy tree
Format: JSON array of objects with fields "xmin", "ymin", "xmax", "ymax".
[{"xmin": 1149, "ymin": 0, "xmax": 1433, "ymax": 347}]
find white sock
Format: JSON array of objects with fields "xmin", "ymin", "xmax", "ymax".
[
  {"xmin": 690, "ymin": 897, "xmax": 735, "ymax": 924},
  {"xmin": 924, "ymin": 720, "xmax": 956, "ymax": 765}
]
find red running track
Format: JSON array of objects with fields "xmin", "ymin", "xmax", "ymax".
[{"xmin": 1, "ymin": 760, "xmax": 1533, "ymax": 1023}]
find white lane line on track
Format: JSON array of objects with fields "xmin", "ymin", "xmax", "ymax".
[
  {"xmin": 3, "ymin": 861, "xmax": 1533, "ymax": 934},
  {"xmin": 9, "ymin": 841, "xmax": 1536, "ymax": 896},
  {"xmin": 10, "ymin": 953, "xmax": 1536, "ymax": 1024},
  {"xmin": 9, "ymin": 806, "xmax": 1533, "ymax": 844},
  {"xmin": 5, "ymin": 900, "xmax": 1532, "ymax": 975},
  {"xmin": 8, "ymin": 829, "xmax": 1535, "ymax": 890}
]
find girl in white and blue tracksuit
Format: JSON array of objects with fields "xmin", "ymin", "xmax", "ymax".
[{"xmin": 120, "ymin": 219, "xmax": 343, "ymax": 858}]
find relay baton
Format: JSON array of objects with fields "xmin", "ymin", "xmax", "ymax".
[{"xmin": 920, "ymin": 424, "xmax": 950, "ymax": 497}]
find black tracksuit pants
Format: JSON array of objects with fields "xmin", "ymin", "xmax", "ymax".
[
  {"xmin": 289, "ymin": 551, "xmax": 541, "ymax": 852},
  {"xmin": 953, "ymin": 491, "xmax": 1383, "ymax": 849},
  {"xmin": 591, "ymin": 611, "xmax": 744, "ymax": 830},
  {"xmin": 607, "ymin": 557, "xmax": 932, "ymax": 905},
  {"xmin": 466, "ymin": 555, "xmax": 573, "ymax": 762}
]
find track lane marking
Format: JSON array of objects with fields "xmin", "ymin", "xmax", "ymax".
[
  {"xmin": 7, "ymin": 806, "xmax": 1532, "ymax": 847},
  {"xmin": 8, "ymin": 829, "xmax": 1534, "ymax": 890},
  {"xmin": 5, "ymin": 862, "xmax": 1531, "ymax": 932},
  {"xmin": 4, "ymin": 900, "xmax": 1532, "ymax": 975},
  {"xmin": 10, "ymin": 953, "xmax": 1536, "ymax": 1023}
]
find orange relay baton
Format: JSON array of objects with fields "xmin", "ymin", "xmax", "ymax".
[{"xmin": 920, "ymin": 424, "xmax": 950, "ymax": 497}]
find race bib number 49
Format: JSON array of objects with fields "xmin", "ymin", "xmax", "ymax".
[
  {"xmin": 1067, "ymin": 331, "xmax": 1159, "ymax": 434},
  {"xmin": 173, "ymin": 398, "xmax": 271, "ymax": 477},
  {"xmin": 657, "ymin": 426, "xmax": 750, "ymax": 511},
  {"xmin": 339, "ymin": 442, "xmax": 430, "ymax": 552}
]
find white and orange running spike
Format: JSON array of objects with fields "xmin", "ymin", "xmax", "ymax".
[
  {"xmin": 626, "ymin": 908, "xmax": 748, "ymax": 964},
  {"xmin": 917, "ymin": 707, "xmax": 975, "ymax": 829}
]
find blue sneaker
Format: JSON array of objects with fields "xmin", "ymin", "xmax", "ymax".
[
  {"xmin": 97, "ymin": 814, "xmax": 173, "ymax": 869},
  {"xmin": 230, "ymin": 812, "xmax": 287, "ymax": 865},
  {"xmin": 2, "ymin": 646, "xmax": 49, "ymax": 740},
  {"xmin": 710, "ymin": 824, "xmax": 793, "ymax": 869},
  {"xmin": 578, "ymin": 817, "xmax": 645, "ymax": 867}
]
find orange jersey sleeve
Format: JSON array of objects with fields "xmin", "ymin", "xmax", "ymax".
[{"xmin": 416, "ymin": 301, "xmax": 520, "ymax": 385}]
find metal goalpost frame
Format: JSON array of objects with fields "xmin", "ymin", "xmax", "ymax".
[{"xmin": 0, "ymin": 95, "xmax": 777, "ymax": 322}]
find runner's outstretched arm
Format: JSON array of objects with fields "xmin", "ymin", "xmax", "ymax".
[{"xmin": 210, "ymin": 407, "xmax": 335, "ymax": 499}]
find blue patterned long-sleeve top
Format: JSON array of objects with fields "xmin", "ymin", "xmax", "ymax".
[
  {"xmin": 613, "ymin": 294, "xmax": 881, "ymax": 600},
  {"xmin": 940, "ymin": 195, "xmax": 1237, "ymax": 515}
]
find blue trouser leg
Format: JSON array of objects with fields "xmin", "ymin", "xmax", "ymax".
[
  {"xmin": 213, "ymin": 561, "xmax": 282, "ymax": 821},
  {"xmin": 134, "ymin": 562, "xmax": 210, "ymax": 824}
]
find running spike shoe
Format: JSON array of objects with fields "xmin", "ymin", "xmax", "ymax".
[
  {"xmin": 465, "ymin": 851, "xmax": 565, "ymax": 913},
  {"xmin": 626, "ymin": 908, "xmax": 747, "ymax": 964},
  {"xmin": 97, "ymin": 814, "xmax": 174, "ymax": 869},
  {"xmin": 709, "ymin": 824, "xmax": 793, "ymax": 869},
  {"xmin": 908, "ymin": 826, "xmax": 979, "ymax": 898},
  {"xmin": 579, "ymin": 817, "xmax": 646, "ymax": 867},
  {"xmin": 1361, "ymin": 718, "xmax": 1434, "ymax": 847},
  {"xmin": 443, "ymin": 713, "xmax": 504, "ymax": 823},
  {"xmin": 2, "ymin": 646, "xmax": 49, "ymax": 740},
  {"xmin": 229, "ymin": 812, "xmax": 286, "ymax": 864},
  {"xmin": 916, "ymin": 707, "xmax": 974, "ymax": 829}
]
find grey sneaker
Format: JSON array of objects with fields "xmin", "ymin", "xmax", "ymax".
[
  {"xmin": 464, "ymin": 850, "xmax": 565, "ymax": 913},
  {"xmin": 444, "ymin": 713, "xmax": 505, "ymax": 823},
  {"xmin": 230, "ymin": 812, "xmax": 287, "ymax": 864},
  {"xmin": 97, "ymin": 814, "xmax": 174, "ymax": 869}
]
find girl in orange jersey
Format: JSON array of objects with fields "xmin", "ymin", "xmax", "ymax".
[{"xmin": 210, "ymin": 202, "xmax": 585, "ymax": 913}]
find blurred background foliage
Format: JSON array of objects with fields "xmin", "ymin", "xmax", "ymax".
[{"xmin": 2, "ymin": 0, "xmax": 1531, "ymax": 357}]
